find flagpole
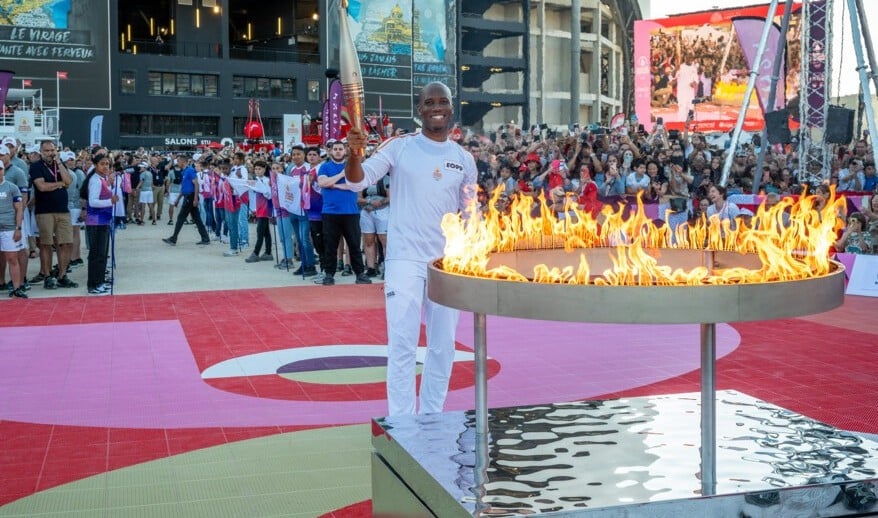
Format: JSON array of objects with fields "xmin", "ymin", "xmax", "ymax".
[{"xmin": 56, "ymin": 72, "xmax": 60, "ymax": 139}]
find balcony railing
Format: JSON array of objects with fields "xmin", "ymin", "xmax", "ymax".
[
  {"xmin": 124, "ymin": 39, "xmax": 223, "ymax": 59},
  {"xmin": 229, "ymin": 46, "xmax": 320, "ymax": 64}
]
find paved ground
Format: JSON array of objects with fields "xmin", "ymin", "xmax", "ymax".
[
  {"xmin": 2, "ymin": 218, "xmax": 877, "ymax": 517},
  {"xmin": 13, "ymin": 220, "xmax": 379, "ymax": 299}
]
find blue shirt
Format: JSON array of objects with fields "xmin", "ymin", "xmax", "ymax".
[
  {"xmin": 180, "ymin": 166, "xmax": 198, "ymax": 195},
  {"xmin": 319, "ymin": 160, "xmax": 359, "ymax": 215}
]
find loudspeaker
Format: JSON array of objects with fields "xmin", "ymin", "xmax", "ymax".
[
  {"xmin": 825, "ymin": 106, "xmax": 855, "ymax": 144},
  {"xmin": 764, "ymin": 109, "xmax": 791, "ymax": 144}
]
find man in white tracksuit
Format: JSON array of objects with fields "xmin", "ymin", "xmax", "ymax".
[{"xmin": 344, "ymin": 82, "xmax": 478, "ymax": 415}]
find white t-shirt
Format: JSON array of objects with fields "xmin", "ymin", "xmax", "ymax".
[
  {"xmin": 348, "ymin": 132, "xmax": 477, "ymax": 263},
  {"xmin": 625, "ymin": 172, "xmax": 650, "ymax": 192}
]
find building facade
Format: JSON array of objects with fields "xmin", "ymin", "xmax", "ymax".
[
  {"xmin": 460, "ymin": 0, "xmax": 642, "ymax": 131},
  {"xmin": 0, "ymin": 0, "xmax": 640, "ymax": 148}
]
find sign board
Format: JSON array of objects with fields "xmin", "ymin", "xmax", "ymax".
[
  {"xmin": 283, "ymin": 114, "xmax": 303, "ymax": 147},
  {"xmin": 846, "ymin": 254, "xmax": 878, "ymax": 297}
]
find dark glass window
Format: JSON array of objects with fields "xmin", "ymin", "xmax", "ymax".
[
  {"xmin": 146, "ymin": 72, "xmax": 220, "ymax": 97},
  {"xmin": 120, "ymin": 70, "xmax": 136, "ymax": 94},
  {"xmin": 232, "ymin": 75, "xmax": 297, "ymax": 99}
]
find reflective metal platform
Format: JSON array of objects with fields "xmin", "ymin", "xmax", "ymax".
[{"xmin": 372, "ymin": 391, "xmax": 878, "ymax": 517}]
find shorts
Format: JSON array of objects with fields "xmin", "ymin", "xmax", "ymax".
[
  {"xmin": 360, "ymin": 207, "xmax": 389, "ymax": 234},
  {"xmin": 0, "ymin": 230, "xmax": 27, "ymax": 252},
  {"xmin": 35, "ymin": 212, "xmax": 73, "ymax": 245},
  {"xmin": 168, "ymin": 192, "xmax": 181, "ymax": 205},
  {"xmin": 69, "ymin": 207, "xmax": 84, "ymax": 227},
  {"xmin": 139, "ymin": 190, "xmax": 155, "ymax": 204}
]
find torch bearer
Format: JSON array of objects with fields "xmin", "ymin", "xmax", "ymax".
[{"xmin": 338, "ymin": 0, "xmax": 366, "ymax": 157}]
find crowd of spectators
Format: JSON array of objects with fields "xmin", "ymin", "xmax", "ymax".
[{"xmin": 2, "ymin": 110, "xmax": 877, "ymax": 298}]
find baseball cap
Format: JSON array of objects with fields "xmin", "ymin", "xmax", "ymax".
[
  {"xmin": 26, "ymin": 145, "xmax": 40, "ymax": 154},
  {"xmin": 60, "ymin": 150, "xmax": 76, "ymax": 162},
  {"xmin": 1, "ymin": 137, "xmax": 16, "ymax": 147},
  {"xmin": 0, "ymin": 146, "xmax": 8, "ymax": 156},
  {"xmin": 0, "ymin": 161, "xmax": 5, "ymax": 169},
  {"xmin": 192, "ymin": 152, "xmax": 203, "ymax": 161}
]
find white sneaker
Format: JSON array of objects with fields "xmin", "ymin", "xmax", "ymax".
[
  {"xmin": 223, "ymin": 250, "xmax": 240, "ymax": 257},
  {"xmin": 312, "ymin": 272, "xmax": 325, "ymax": 284},
  {"xmin": 88, "ymin": 285, "xmax": 110, "ymax": 296}
]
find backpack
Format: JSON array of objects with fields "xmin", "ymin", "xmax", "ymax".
[{"xmin": 79, "ymin": 171, "xmax": 96, "ymax": 201}]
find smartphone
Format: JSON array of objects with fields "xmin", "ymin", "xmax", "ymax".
[
  {"xmin": 656, "ymin": 117, "xmax": 664, "ymax": 130},
  {"xmin": 619, "ymin": 127, "xmax": 628, "ymax": 136}
]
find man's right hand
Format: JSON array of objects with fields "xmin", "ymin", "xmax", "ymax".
[{"xmin": 346, "ymin": 128, "xmax": 368, "ymax": 157}]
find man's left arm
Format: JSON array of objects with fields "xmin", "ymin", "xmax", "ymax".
[{"xmin": 191, "ymin": 175, "xmax": 200, "ymax": 206}]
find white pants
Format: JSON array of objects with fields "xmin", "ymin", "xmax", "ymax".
[{"xmin": 385, "ymin": 259, "xmax": 460, "ymax": 416}]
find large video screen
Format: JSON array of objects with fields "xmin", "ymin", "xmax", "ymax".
[
  {"xmin": 329, "ymin": 0, "xmax": 457, "ymax": 120},
  {"xmin": 0, "ymin": 0, "xmax": 111, "ymax": 110},
  {"xmin": 634, "ymin": 3, "xmax": 802, "ymax": 132}
]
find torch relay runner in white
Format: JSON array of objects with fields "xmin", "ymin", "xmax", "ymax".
[{"xmin": 344, "ymin": 82, "xmax": 478, "ymax": 416}]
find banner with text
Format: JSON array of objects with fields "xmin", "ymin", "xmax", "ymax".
[
  {"xmin": 0, "ymin": 0, "xmax": 111, "ymax": 110},
  {"xmin": 329, "ymin": 0, "xmax": 457, "ymax": 122}
]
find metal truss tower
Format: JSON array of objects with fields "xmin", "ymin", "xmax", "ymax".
[{"xmin": 798, "ymin": 0, "xmax": 833, "ymax": 185}]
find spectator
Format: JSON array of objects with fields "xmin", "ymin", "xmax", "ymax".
[
  {"xmin": 706, "ymin": 184, "xmax": 741, "ymax": 230},
  {"xmin": 244, "ymin": 160, "xmax": 273, "ymax": 263},
  {"xmin": 835, "ymin": 212, "xmax": 873, "ymax": 254},
  {"xmin": 29, "ymin": 140, "xmax": 77, "ymax": 289},
  {"xmin": 82, "ymin": 154, "xmax": 117, "ymax": 295},
  {"xmin": 0, "ymin": 159, "xmax": 26, "ymax": 298},
  {"xmin": 162, "ymin": 156, "xmax": 211, "ymax": 247},
  {"xmin": 62, "ymin": 151, "xmax": 86, "ymax": 268},
  {"xmin": 316, "ymin": 141, "xmax": 371, "ymax": 286}
]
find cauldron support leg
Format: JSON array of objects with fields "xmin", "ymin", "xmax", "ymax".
[
  {"xmin": 474, "ymin": 312, "xmax": 488, "ymax": 437},
  {"xmin": 700, "ymin": 322, "xmax": 717, "ymax": 496}
]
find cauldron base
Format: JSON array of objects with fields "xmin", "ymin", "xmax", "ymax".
[{"xmin": 372, "ymin": 391, "xmax": 878, "ymax": 517}]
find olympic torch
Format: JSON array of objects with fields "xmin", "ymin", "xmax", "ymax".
[{"xmin": 338, "ymin": 0, "xmax": 365, "ymax": 157}]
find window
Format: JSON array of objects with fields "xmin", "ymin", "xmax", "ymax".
[
  {"xmin": 120, "ymin": 114, "xmax": 219, "ymax": 136},
  {"xmin": 232, "ymin": 75, "xmax": 297, "ymax": 99},
  {"xmin": 146, "ymin": 72, "xmax": 220, "ymax": 97},
  {"xmin": 307, "ymin": 80, "xmax": 319, "ymax": 101},
  {"xmin": 176, "ymin": 73, "xmax": 190, "ymax": 96},
  {"xmin": 161, "ymin": 73, "xmax": 176, "ymax": 95},
  {"xmin": 120, "ymin": 70, "xmax": 136, "ymax": 94},
  {"xmin": 204, "ymin": 75, "xmax": 218, "ymax": 97}
]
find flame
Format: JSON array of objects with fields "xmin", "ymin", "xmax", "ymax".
[{"xmin": 441, "ymin": 189, "xmax": 846, "ymax": 286}]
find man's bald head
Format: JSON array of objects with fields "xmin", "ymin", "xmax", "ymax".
[{"xmin": 418, "ymin": 82, "xmax": 452, "ymax": 103}]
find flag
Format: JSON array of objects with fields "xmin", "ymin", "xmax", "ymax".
[
  {"xmin": 732, "ymin": 17, "xmax": 785, "ymax": 115},
  {"xmin": 22, "ymin": 79, "xmax": 32, "ymax": 87},
  {"xmin": 90, "ymin": 115, "xmax": 104, "ymax": 146},
  {"xmin": 327, "ymin": 79, "xmax": 344, "ymax": 141},
  {"xmin": 56, "ymin": 71, "xmax": 68, "ymax": 80},
  {"xmin": 0, "ymin": 70, "xmax": 13, "ymax": 108}
]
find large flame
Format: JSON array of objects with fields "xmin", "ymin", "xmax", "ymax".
[{"xmin": 441, "ymin": 189, "xmax": 846, "ymax": 286}]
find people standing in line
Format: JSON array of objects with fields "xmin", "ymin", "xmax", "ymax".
[
  {"xmin": 280, "ymin": 145, "xmax": 317, "ymax": 276},
  {"xmin": 344, "ymin": 82, "xmax": 478, "ymax": 415},
  {"xmin": 150, "ymin": 154, "xmax": 167, "ymax": 222},
  {"xmin": 358, "ymin": 174, "xmax": 390, "ymax": 277},
  {"xmin": 62, "ymin": 151, "xmax": 86, "ymax": 268},
  {"xmin": 162, "ymin": 157, "xmax": 211, "ymax": 247},
  {"xmin": 305, "ymin": 146, "xmax": 326, "ymax": 282},
  {"xmin": 0, "ymin": 142, "xmax": 31, "ymax": 293},
  {"xmin": 218, "ymin": 159, "xmax": 243, "ymax": 256},
  {"xmin": 316, "ymin": 140, "xmax": 371, "ymax": 286},
  {"xmin": 136, "ymin": 161, "xmax": 156, "ymax": 225},
  {"xmin": 244, "ymin": 160, "xmax": 273, "ymax": 263},
  {"xmin": 29, "ymin": 140, "xmax": 78, "ymax": 289},
  {"xmin": 231, "ymin": 152, "xmax": 250, "ymax": 248},
  {"xmin": 197, "ymin": 160, "xmax": 215, "ymax": 235},
  {"xmin": 82, "ymin": 154, "xmax": 117, "ymax": 295},
  {"xmin": 0, "ymin": 158, "xmax": 27, "ymax": 298},
  {"xmin": 166, "ymin": 155, "xmax": 185, "ymax": 225}
]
